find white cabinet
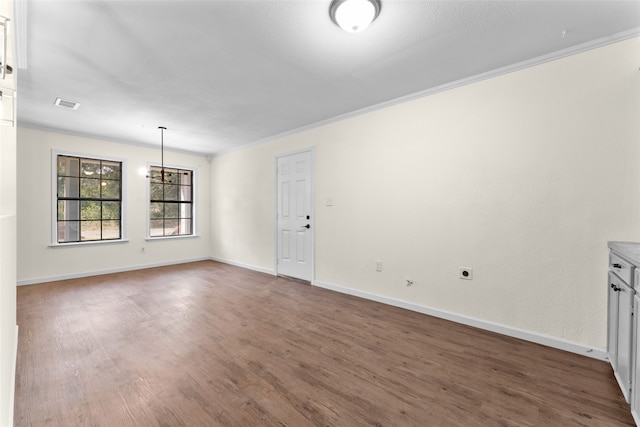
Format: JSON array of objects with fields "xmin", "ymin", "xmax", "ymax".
[
  {"xmin": 632, "ymin": 287, "xmax": 640, "ymax": 424},
  {"xmin": 608, "ymin": 248, "xmax": 636, "ymax": 403},
  {"xmin": 609, "ymin": 271, "xmax": 619, "ymax": 371},
  {"xmin": 0, "ymin": 5, "xmax": 15, "ymax": 127},
  {"xmin": 618, "ymin": 278, "xmax": 634, "ymax": 401}
]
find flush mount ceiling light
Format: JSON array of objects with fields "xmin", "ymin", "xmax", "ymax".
[{"xmin": 329, "ymin": 0, "xmax": 381, "ymax": 33}]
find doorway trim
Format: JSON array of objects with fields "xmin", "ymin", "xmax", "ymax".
[{"xmin": 274, "ymin": 147, "xmax": 315, "ymax": 282}]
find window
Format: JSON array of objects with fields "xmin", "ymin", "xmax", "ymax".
[
  {"xmin": 149, "ymin": 166, "xmax": 193, "ymax": 237},
  {"xmin": 56, "ymin": 155, "xmax": 122, "ymax": 243}
]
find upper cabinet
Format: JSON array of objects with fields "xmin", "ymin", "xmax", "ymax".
[
  {"xmin": 0, "ymin": 0, "xmax": 13, "ymax": 84},
  {"xmin": 0, "ymin": 0, "xmax": 15, "ymax": 127}
]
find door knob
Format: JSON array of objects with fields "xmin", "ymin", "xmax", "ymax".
[{"xmin": 613, "ymin": 263, "xmax": 622, "ymax": 268}]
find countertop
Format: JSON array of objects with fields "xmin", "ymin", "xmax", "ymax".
[{"xmin": 609, "ymin": 241, "xmax": 640, "ymax": 266}]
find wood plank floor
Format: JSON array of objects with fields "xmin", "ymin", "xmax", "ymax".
[{"xmin": 15, "ymin": 260, "xmax": 634, "ymax": 426}]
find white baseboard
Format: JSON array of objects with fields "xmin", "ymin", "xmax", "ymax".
[
  {"xmin": 16, "ymin": 257, "xmax": 606, "ymax": 361},
  {"xmin": 313, "ymin": 279, "xmax": 608, "ymax": 361},
  {"xmin": 16, "ymin": 257, "xmax": 211, "ymax": 286},
  {"xmin": 17, "ymin": 257, "xmax": 275, "ymax": 286},
  {"xmin": 209, "ymin": 256, "xmax": 275, "ymax": 276}
]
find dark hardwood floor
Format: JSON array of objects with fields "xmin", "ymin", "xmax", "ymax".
[{"xmin": 14, "ymin": 260, "xmax": 634, "ymax": 426}]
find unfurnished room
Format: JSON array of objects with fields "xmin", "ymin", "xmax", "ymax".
[{"xmin": 1, "ymin": 0, "xmax": 640, "ymax": 426}]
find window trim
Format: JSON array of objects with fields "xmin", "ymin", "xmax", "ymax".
[
  {"xmin": 51, "ymin": 149, "xmax": 128, "ymax": 246},
  {"xmin": 146, "ymin": 162, "xmax": 197, "ymax": 239}
]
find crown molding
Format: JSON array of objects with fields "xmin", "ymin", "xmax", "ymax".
[{"xmin": 215, "ymin": 28, "xmax": 640, "ymax": 158}]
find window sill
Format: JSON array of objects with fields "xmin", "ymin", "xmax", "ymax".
[
  {"xmin": 145, "ymin": 234, "xmax": 199, "ymax": 242},
  {"xmin": 49, "ymin": 239, "xmax": 130, "ymax": 248}
]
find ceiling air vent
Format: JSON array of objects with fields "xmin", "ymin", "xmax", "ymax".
[{"xmin": 54, "ymin": 98, "xmax": 80, "ymax": 110}]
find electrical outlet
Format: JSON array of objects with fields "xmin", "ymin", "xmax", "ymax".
[
  {"xmin": 406, "ymin": 279, "xmax": 414, "ymax": 287},
  {"xmin": 376, "ymin": 260, "xmax": 382, "ymax": 272},
  {"xmin": 140, "ymin": 247, "xmax": 146, "ymax": 254},
  {"xmin": 459, "ymin": 267, "xmax": 473, "ymax": 280}
]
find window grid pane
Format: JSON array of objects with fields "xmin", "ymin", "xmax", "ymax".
[
  {"xmin": 57, "ymin": 156, "xmax": 79, "ymax": 177},
  {"xmin": 101, "ymin": 161, "xmax": 121, "ymax": 180},
  {"xmin": 80, "ymin": 221, "xmax": 101, "ymax": 241},
  {"xmin": 102, "ymin": 202, "xmax": 121, "ymax": 220},
  {"xmin": 56, "ymin": 155, "xmax": 123, "ymax": 244},
  {"xmin": 80, "ymin": 159, "xmax": 101, "ymax": 177},
  {"xmin": 58, "ymin": 200, "xmax": 79, "ymax": 221},
  {"xmin": 80, "ymin": 200, "xmax": 101, "ymax": 220},
  {"xmin": 80, "ymin": 178, "xmax": 100, "ymax": 198},
  {"xmin": 102, "ymin": 220, "xmax": 121, "ymax": 240},
  {"xmin": 150, "ymin": 219, "xmax": 164, "ymax": 237}
]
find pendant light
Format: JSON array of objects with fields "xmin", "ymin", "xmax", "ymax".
[
  {"xmin": 159, "ymin": 126, "xmax": 167, "ymax": 182},
  {"xmin": 329, "ymin": 0, "xmax": 381, "ymax": 33},
  {"xmin": 147, "ymin": 126, "xmax": 173, "ymax": 183}
]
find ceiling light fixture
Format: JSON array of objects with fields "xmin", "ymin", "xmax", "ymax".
[
  {"xmin": 157, "ymin": 126, "xmax": 171, "ymax": 183},
  {"xmin": 329, "ymin": 0, "xmax": 381, "ymax": 33},
  {"xmin": 146, "ymin": 126, "xmax": 174, "ymax": 183}
]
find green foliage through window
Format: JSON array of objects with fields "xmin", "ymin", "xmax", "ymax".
[
  {"xmin": 148, "ymin": 166, "xmax": 193, "ymax": 237},
  {"xmin": 56, "ymin": 155, "xmax": 122, "ymax": 243}
]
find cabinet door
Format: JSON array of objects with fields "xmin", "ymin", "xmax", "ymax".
[
  {"xmin": 609, "ymin": 272, "xmax": 619, "ymax": 370},
  {"xmin": 631, "ymin": 295, "xmax": 640, "ymax": 424},
  {"xmin": 617, "ymin": 281, "xmax": 634, "ymax": 402}
]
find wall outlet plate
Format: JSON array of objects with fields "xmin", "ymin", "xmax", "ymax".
[{"xmin": 459, "ymin": 267, "xmax": 473, "ymax": 280}]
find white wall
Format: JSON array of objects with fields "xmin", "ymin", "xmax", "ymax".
[
  {"xmin": 13, "ymin": 38, "xmax": 640, "ymax": 356},
  {"xmin": 211, "ymin": 37, "xmax": 640, "ymax": 349},
  {"xmin": 0, "ymin": 124, "xmax": 16, "ymax": 427},
  {"xmin": 0, "ymin": 0, "xmax": 17, "ymax": 422},
  {"xmin": 17, "ymin": 127, "xmax": 212, "ymax": 283}
]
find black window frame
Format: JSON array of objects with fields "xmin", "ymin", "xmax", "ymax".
[
  {"xmin": 55, "ymin": 154, "xmax": 123, "ymax": 244},
  {"xmin": 148, "ymin": 166, "xmax": 194, "ymax": 238}
]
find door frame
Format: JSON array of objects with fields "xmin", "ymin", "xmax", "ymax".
[{"xmin": 274, "ymin": 147, "xmax": 315, "ymax": 282}]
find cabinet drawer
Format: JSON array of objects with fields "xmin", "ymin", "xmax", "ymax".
[{"xmin": 610, "ymin": 252, "xmax": 635, "ymax": 286}]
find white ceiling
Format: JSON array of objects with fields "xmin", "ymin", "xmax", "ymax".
[{"xmin": 15, "ymin": 0, "xmax": 640, "ymax": 155}]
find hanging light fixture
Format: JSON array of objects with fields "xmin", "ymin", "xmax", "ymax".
[
  {"xmin": 147, "ymin": 126, "xmax": 173, "ymax": 183},
  {"xmin": 329, "ymin": 0, "xmax": 381, "ymax": 33}
]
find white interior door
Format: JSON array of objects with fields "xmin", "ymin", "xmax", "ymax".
[{"xmin": 276, "ymin": 150, "xmax": 312, "ymax": 281}]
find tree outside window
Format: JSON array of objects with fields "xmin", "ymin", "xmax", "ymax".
[
  {"xmin": 148, "ymin": 166, "xmax": 193, "ymax": 237},
  {"xmin": 57, "ymin": 155, "xmax": 122, "ymax": 243}
]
